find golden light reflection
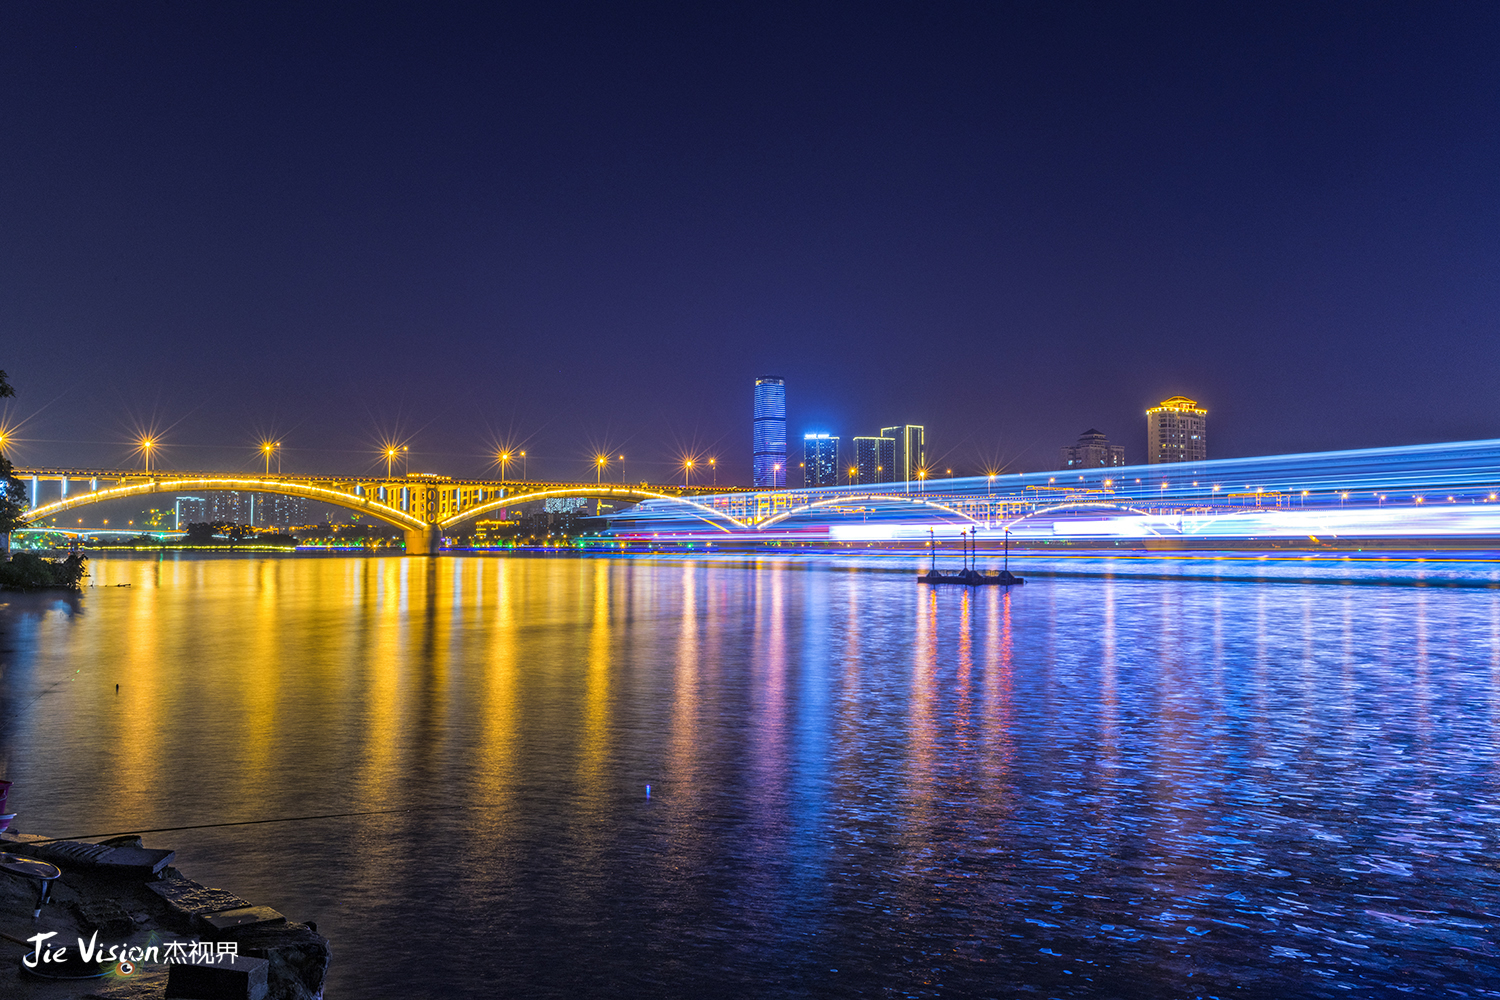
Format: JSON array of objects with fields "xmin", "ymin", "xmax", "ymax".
[
  {"xmin": 578, "ymin": 560, "xmax": 612, "ymax": 811},
  {"xmin": 477, "ymin": 556, "xmax": 519, "ymax": 799}
]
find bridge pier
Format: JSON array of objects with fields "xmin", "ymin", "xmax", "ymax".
[{"xmin": 404, "ymin": 525, "xmax": 440, "ymax": 555}]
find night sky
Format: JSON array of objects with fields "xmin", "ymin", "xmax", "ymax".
[{"xmin": 4, "ymin": 3, "xmax": 1498, "ymax": 484}]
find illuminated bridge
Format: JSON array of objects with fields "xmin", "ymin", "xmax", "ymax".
[
  {"xmin": 608, "ymin": 438, "xmax": 1500, "ymax": 547},
  {"xmin": 15, "ymin": 469, "xmax": 744, "ymax": 552}
]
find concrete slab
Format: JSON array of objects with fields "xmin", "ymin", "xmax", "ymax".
[
  {"xmin": 199, "ymin": 908, "xmax": 285, "ymax": 934},
  {"xmin": 145, "ymin": 882, "xmax": 249, "ymax": 923},
  {"xmin": 164, "ymin": 956, "xmax": 268, "ymax": 1000}
]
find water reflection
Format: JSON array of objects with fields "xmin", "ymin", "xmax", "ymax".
[{"xmin": 1, "ymin": 553, "xmax": 1498, "ymax": 997}]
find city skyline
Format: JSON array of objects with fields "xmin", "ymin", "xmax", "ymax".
[{"xmin": 3, "ymin": 6, "xmax": 1499, "ymax": 484}]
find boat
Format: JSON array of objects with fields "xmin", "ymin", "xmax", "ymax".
[{"xmin": 918, "ymin": 528, "xmax": 1024, "ymax": 586}]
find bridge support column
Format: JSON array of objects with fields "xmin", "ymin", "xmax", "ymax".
[{"xmin": 404, "ymin": 525, "xmax": 440, "ymax": 555}]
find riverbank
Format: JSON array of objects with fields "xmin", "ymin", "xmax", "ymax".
[{"xmin": 0, "ymin": 829, "xmax": 329, "ymax": 999}]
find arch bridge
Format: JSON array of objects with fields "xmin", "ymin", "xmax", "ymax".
[{"xmin": 15, "ymin": 468, "xmax": 742, "ymax": 552}]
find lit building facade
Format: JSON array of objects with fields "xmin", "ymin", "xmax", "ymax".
[
  {"xmin": 753, "ymin": 376, "xmax": 787, "ymax": 489},
  {"xmin": 853, "ymin": 436, "xmax": 895, "ymax": 485},
  {"xmin": 879, "ymin": 425, "xmax": 926, "ymax": 486},
  {"xmin": 1061, "ymin": 429, "xmax": 1126, "ymax": 469},
  {"xmin": 1147, "ymin": 396, "xmax": 1207, "ymax": 464},
  {"xmin": 803, "ymin": 434, "xmax": 839, "ymax": 487}
]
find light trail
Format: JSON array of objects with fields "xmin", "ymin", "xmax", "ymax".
[{"xmin": 606, "ymin": 437, "xmax": 1500, "ymax": 542}]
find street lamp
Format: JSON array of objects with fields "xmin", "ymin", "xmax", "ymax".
[
  {"xmin": 385, "ymin": 447, "xmax": 398, "ymax": 479},
  {"xmin": 520, "ymin": 450, "xmax": 526, "ymax": 480},
  {"xmin": 709, "ymin": 457, "xmax": 716, "ymax": 487},
  {"xmin": 619, "ymin": 455, "xmax": 626, "ymax": 483},
  {"xmin": 597, "ymin": 455, "xmax": 607, "ymax": 484},
  {"xmin": 141, "ymin": 437, "xmax": 155, "ymax": 474},
  {"xmin": 499, "ymin": 452, "xmax": 510, "ymax": 484},
  {"xmin": 773, "ymin": 462, "xmax": 781, "ymax": 488},
  {"xmin": 850, "ymin": 465, "xmax": 858, "ymax": 486},
  {"xmin": 684, "ymin": 458, "xmax": 694, "ymax": 487},
  {"xmin": 262, "ymin": 441, "xmax": 278, "ymax": 476}
]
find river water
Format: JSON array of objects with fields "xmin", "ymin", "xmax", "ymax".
[{"xmin": 1, "ymin": 552, "xmax": 1498, "ymax": 998}]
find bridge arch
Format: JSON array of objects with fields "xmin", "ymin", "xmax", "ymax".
[
  {"xmin": 755, "ymin": 494, "xmax": 984, "ymax": 531},
  {"xmin": 996, "ymin": 500, "xmax": 1168, "ymax": 535},
  {"xmin": 439, "ymin": 487, "xmax": 748, "ymax": 533},
  {"xmin": 22, "ymin": 477, "xmax": 427, "ymax": 532}
]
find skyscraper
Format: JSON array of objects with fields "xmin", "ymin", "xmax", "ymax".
[
  {"xmin": 853, "ymin": 436, "xmax": 895, "ymax": 485},
  {"xmin": 879, "ymin": 425, "xmax": 926, "ymax": 487},
  {"xmin": 803, "ymin": 434, "xmax": 839, "ymax": 487},
  {"xmin": 1147, "ymin": 396, "xmax": 1207, "ymax": 464},
  {"xmin": 753, "ymin": 376, "xmax": 787, "ymax": 489},
  {"xmin": 1060, "ymin": 429, "xmax": 1126, "ymax": 469}
]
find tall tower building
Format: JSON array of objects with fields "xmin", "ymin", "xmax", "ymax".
[
  {"xmin": 879, "ymin": 425, "xmax": 926, "ymax": 487},
  {"xmin": 853, "ymin": 436, "xmax": 895, "ymax": 485},
  {"xmin": 1146, "ymin": 396, "xmax": 1207, "ymax": 464},
  {"xmin": 803, "ymin": 434, "xmax": 839, "ymax": 487},
  {"xmin": 1061, "ymin": 429, "xmax": 1126, "ymax": 470},
  {"xmin": 753, "ymin": 376, "xmax": 787, "ymax": 489}
]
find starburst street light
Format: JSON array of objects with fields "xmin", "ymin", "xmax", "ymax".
[
  {"xmin": 683, "ymin": 458, "xmax": 694, "ymax": 487},
  {"xmin": 141, "ymin": 437, "xmax": 156, "ymax": 474},
  {"xmin": 499, "ymin": 451, "xmax": 511, "ymax": 485},
  {"xmin": 262, "ymin": 441, "xmax": 280, "ymax": 476},
  {"xmin": 709, "ymin": 457, "xmax": 716, "ymax": 487},
  {"xmin": 385, "ymin": 447, "xmax": 398, "ymax": 479},
  {"xmin": 597, "ymin": 454, "xmax": 607, "ymax": 484}
]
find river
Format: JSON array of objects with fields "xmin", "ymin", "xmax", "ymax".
[{"xmin": 1, "ymin": 552, "xmax": 1497, "ymax": 997}]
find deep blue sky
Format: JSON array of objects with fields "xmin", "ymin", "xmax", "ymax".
[{"xmin": 3, "ymin": 2, "xmax": 1498, "ymax": 484}]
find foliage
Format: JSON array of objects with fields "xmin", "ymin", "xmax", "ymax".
[
  {"xmin": 0, "ymin": 368, "xmax": 24, "ymax": 533},
  {"xmin": 0, "ymin": 552, "xmax": 88, "ymax": 591}
]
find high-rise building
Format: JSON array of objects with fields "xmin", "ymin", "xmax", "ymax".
[
  {"xmin": 803, "ymin": 434, "xmax": 839, "ymax": 487},
  {"xmin": 879, "ymin": 425, "xmax": 926, "ymax": 486},
  {"xmin": 853, "ymin": 436, "xmax": 895, "ymax": 485},
  {"xmin": 174, "ymin": 496, "xmax": 207, "ymax": 528},
  {"xmin": 253, "ymin": 493, "xmax": 310, "ymax": 528},
  {"xmin": 1147, "ymin": 396, "xmax": 1207, "ymax": 464},
  {"xmin": 1061, "ymin": 429, "xmax": 1126, "ymax": 470},
  {"xmin": 753, "ymin": 376, "xmax": 787, "ymax": 489}
]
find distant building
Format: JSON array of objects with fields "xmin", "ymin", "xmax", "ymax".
[
  {"xmin": 753, "ymin": 376, "xmax": 787, "ymax": 489},
  {"xmin": 253, "ymin": 493, "xmax": 309, "ymax": 528},
  {"xmin": 853, "ymin": 436, "xmax": 896, "ymax": 485},
  {"xmin": 879, "ymin": 425, "xmax": 926, "ymax": 487},
  {"xmin": 1147, "ymin": 396, "xmax": 1207, "ymax": 464},
  {"xmin": 803, "ymin": 434, "xmax": 839, "ymax": 487},
  {"xmin": 1061, "ymin": 429, "xmax": 1126, "ymax": 470},
  {"xmin": 174, "ymin": 496, "xmax": 207, "ymax": 529}
]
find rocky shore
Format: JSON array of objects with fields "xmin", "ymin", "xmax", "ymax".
[{"xmin": 0, "ymin": 830, "xmax": 329, "ymax": 1000}]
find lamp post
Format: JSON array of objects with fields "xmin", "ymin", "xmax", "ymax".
[
  {"xmin": 709, "ymin": 457, "xmax": 716, "ymax": 487},
  {"xmin": 402, "ymin": 445, "xmax": 408, "ymax": 476},
  {"xmin": 773, "ymin": 462, "xmax": 781, "ymax": 489},
  {"xmin": 850, "ymin": 465, "xmax": 858, "ymax": 487},
  {"xmin": 597, "ymin": 455, "xmax": 607, "ymax": 484},
  {"xmin": 619, "ymin": 455, "xmax": 625, "ymax": 484},
  {"xmin": 499, "ymin": 452, "xmax": 510, "ymax": 485},
  {"xmin": 684, "ymin": 458, "xmax": 694, "ymax": 487},
  {"xmin": 385, "ymin": 447, "xmax": 398, "ymax": 480},
  {"xmin": 141, "ymin": 437, "xmax": 155, "ymax": 474},
  {"xmin": 263, "ymin": 442, "xmax": 277, "ymax": 477},
  {"xmin": 520, "ymin": 450, "xmax": 526, "ymax": 481}
]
